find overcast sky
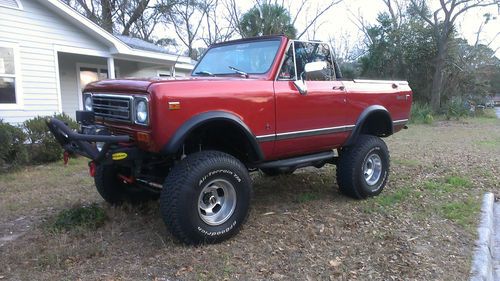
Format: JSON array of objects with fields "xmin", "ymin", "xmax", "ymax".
[{"xmin": 164, "ymin": 0, "xmax": 500, "ymax": 58}]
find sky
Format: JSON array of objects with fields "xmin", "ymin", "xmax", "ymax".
[{"xmin": 178, "ymin": 0, "xmax": 500, "ymax": 58}]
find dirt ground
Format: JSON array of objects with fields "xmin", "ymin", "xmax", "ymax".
[{"xmin": 0, "ymin": 118, "xmax": 499, "ymax": 280}]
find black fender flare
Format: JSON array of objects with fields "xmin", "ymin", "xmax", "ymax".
[
  {"xmin": 161, "ymin": 111, "xmax": 264, "ymax": 161},
  {"xmin": 344, "ymin": 105, "xmax": 393, "ymax": 146}
]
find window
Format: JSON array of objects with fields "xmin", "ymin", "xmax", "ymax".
[
  {"xmin": 0, "ymin": 0, "xmax": 22, "ymax": 9},
  {"xmin": 77, "ymin": 64, "xmax": 119, "ymax": 110},
  {"xmin": 0, "ymin": 46, "xmax": 18, "ymax": 105},
  {"xmin": 293, "ymin": 41, "xmax": 335, "ymax": 81},
  {"xmin": 79, "ymin": 67, "xmax": 108, "ymax": 91},
  {"xmin": 192, "ymin": 39, "xmax": 281, "ymax": 76},
  {"xmin": 277, "ymin": 43, "xmax": 296, "ymax": 80}
]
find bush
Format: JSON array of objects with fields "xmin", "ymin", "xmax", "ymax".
[
  {"xmin": 23, "ymin": 113, "xmax": 78, "ymax": 164},
  {"xmin": 0, "ymin": 120, "xmax": 28, "ymax": 168},
  {"xmin": 410, "ymin": 102, "xmax": 434, "ymax": 124},
  {"xmin": 50, "ymin": 203, "xmax": 107, "ymax": 232},
  {"xmin": 445, "ymin": 97, "xmax": 469, "ymax": 120},
  {"xmin": 476, "ymin": 108, "xmax": 497, "ymax": 119}
]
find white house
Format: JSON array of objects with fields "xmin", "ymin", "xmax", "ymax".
[{"xmin": 0, "ymin": 0, "xmax": 194, "ymax": 124}]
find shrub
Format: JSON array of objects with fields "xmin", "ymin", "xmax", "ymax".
[
  {"xmin": 410, "ymin": 102, "xmax": 434, "ymax": 124},
  {"xmin": 476, "ymin": 108, "xmax": 497, "ymax": 119},
  {"xmin": 51, "ymin": 203, "xmax": 107, "ymax": 232},
  {"xmin": 0, "ymin": 120, "xmax": 28, "ymax": 168},
  {"xmin": 445, "ymin": 97, "xmax": 469, "ymax": 120},
  {"xmin": 23, "ymin": 113, "xmax": 78, "ymax": 164},
  {"xmin": 54, "ymin": 113, "xmax": 78, "ymax": 130}
]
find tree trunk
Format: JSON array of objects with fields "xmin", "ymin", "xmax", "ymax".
[
  {"xmin": 101, "ymin": 0, "xmax": 114, "ymax": 33},
  {"xmin": 430, "ymin": 61, "xmax": 444, "ymax": 111},
  {"xmin": 430, "ymin": 37, "xmax": 448, "ymax": 112}
]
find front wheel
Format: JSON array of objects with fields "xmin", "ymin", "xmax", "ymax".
[
  {"xmin": 160, "ymin": 151, "xmax": 252, "ymax": 244},
  {"xmin": 336, "ymin": 135, "xmax": 390, "ymax": 199},
  {"xmin": 94, "ymin": 164, "xmax": 159, "ymax": 205}
]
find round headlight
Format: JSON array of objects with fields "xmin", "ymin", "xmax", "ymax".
[
  {"xmin": 84, "ymin": 95, "xmax": 93, "ymax": 111},
  {"xmin": 136, "ymin": 100, "xmax": 148, "ymax": 123}
]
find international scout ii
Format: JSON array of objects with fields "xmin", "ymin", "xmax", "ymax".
[{"xmin": 48, "ymin": 35, "xmax": 412, "ymax": 244}]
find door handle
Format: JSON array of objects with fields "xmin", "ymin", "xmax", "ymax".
[{"xmin": 332, "ymin": 86, "xmax": 345, "ymax": 90}]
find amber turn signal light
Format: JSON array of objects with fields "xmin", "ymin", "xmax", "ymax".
[{"xmin": 168, "ymin": 101, "xmax": 181, "ymax": 110}]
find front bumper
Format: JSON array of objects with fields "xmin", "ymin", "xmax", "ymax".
[{"xmin": 47, "ymin": 117, "xmax": 130, "ymax": 162}]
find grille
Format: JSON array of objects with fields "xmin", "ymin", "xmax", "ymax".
[{"xmin": 92, "ymin": 95, "xmax": 132, "ymax": 122}]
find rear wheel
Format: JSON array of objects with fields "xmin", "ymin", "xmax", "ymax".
[
  {"xmin": 94, "ymin": 164, "xmax": 158, "ymax": 205},
  {"xmin": 160, "ymin": 151, "xmax": 252, "ymax": 244},
  {"xmin": 336, "ymin": 135, "xmax": 389, "ymax": 199}
]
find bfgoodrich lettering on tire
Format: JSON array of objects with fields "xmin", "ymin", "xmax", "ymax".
[
  {"xmin": 160, "ymin": 151, "xmax": 252, "ymax": 244},
  {"xmin": 336, "ymin": 134, "xmax": 390, "ymax": 199}
]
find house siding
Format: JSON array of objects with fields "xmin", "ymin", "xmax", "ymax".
[{"xmin": 0, "ymin": 0, "xmax": 109, "ymax": 124}]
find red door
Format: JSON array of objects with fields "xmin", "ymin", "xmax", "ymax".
[
  {"xmin": 271, "ymin": 41, "xmax": 351, "ymax": 159},
  {"xmin": 273, "ymin": 80, "xmax": 349, "ymax": 158}
]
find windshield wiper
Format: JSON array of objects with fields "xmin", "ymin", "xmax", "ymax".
[
  {"xmin": 194, "ymin": 71, "xmax": 215, "ymax": 76},
  {"xmin": 228, "ymin": 66, "xmax": 249, "ymax": 78}
]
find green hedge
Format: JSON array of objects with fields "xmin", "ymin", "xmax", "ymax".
[
  {"xmin": 0, "ymin": 120, "xmax": 28, "ymax": 169},
  {"xmin": 410, "ymin": 102, "xmax": 434, "ymax": 124},
  {"xmin": 0, "ymin": 113, "xmax": 78, "ymax": 170}
]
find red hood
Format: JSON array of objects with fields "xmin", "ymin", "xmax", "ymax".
[
  {"xmin": 85, "ymin": 79, "xmax": 155, "ymax": 93},
  {"xmin": 84, "ymin": 76, "xmax": 265, "ymax": 93}
]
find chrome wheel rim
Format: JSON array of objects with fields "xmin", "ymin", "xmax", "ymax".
[
  {"xmin": 198, "ymin": 179, "xmax": 237, "ymax": 226},
  {"xmin": 363, "ymin": 153, "xmax": 382, "ymax": 186}
]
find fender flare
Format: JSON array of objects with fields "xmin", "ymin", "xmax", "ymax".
[
  {"xmin": 161, "ymin": 111, "xmax": 265, "ymax": 161},
  {"xmin": 344, "ymin": 105, "xmax": 393, "ymax": 146}
]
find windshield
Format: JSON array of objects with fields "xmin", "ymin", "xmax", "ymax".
[{"xmin": 192, "ymin": 39, "xmax": 281, "ymax": 76}]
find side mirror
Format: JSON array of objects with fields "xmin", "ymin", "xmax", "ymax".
[
  {"xmin": 293, "ymin": 79, "xmax": 308, "ymax": 95},
  {"xmin": 304, "ymin": 61, "xmax": 328, "ymax": 80},
  {"xmin": 293, "ymin": 61, "xmax": 328, "ymax": 95}
]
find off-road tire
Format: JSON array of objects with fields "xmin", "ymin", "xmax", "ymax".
[
  {"xmin": 260, "ymin": 167, "xmax": 296, "ymax": 177},
  {"xmin": 160, "ymin": 151, "xmax": 252, "ymax": 244},
  {"xmin": 336, "ymin": 135, "xmax": 390, "ymax": 199},
  {"xmin": 95, "ymin": 164, "xmax": 158, "ymax": 205}
]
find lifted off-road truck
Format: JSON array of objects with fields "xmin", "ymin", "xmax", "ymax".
[{"xmin": 48, "ymin": 35, "xmax": 412, "ymax": 244}]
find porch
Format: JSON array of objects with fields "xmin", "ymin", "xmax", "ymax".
[{"xmin": 57, "ymin": 52, "xmax": 192, "ymax": 119}]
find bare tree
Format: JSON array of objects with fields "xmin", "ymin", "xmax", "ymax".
[
  {"xmin": 64, "ymin": 0, "xmax": 175, "ymax": 42},
  {"xmin": 329, "ymin": 31, "xmax": 366, "ymax": 63},
  {"xmin": 410, "ymin": 0, "xmax": 499, "ymax": 111},
  {"xmin": 223, "ymin": 0, "xmax": 244, "ymax": 36},
  {"xmin": 167, "ymin": 0, "xmax": 209, "ymax": 59},
  {"xmin": 201, "ymin": 0, "xmax": 236, "ymax": 46},
  {"xmin": 64, "ymin": 0, "xmax": 117, "ymax": 32},
  {"xmin": 347, "ymin": 8, "xmax": 375, "ymax": 48},
  {"xmin": 293, "ymin": 0, "xmax": 344, "ymax": 39}
]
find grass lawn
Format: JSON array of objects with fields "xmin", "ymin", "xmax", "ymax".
[{"xmin": 0, "ymin": 117, "xmax": 498, "ymax": 280}]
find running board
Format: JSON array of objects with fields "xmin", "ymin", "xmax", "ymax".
[{"xmin": 255, "ymin": 151, "xmax": 337, "ymax": 169}]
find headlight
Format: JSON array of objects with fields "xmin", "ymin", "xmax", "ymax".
[
  {"xmin": 84, "ymin": 94, "xmax": 93, "ymax": 111},
  {"xmin": 135, "ymin": 98, "xmax": 148, "ymax": 125}
]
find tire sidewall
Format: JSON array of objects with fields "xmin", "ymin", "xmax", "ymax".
[
  {"xmin": 95, "ymin": 164, "xmax": 158, "ymax": 205},
  {"xmin": 357, "ymin": 144, "xmax": 389, "ymax": 197},
  {"xmin": 95, "ymin": 164, "xmax": 125, "ymax": 204},
  {"xmin": 178, "ymin": 160, "xmax": 251, "ymax": 242}
]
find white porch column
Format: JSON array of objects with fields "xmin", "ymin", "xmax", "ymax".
[
  {"xmin": 171, "ymin": 65, "xmax": 176, "ymax": 78},
  {"xmin": 107, "ymin": 57, "xmax": 116, "ymax": 79}
]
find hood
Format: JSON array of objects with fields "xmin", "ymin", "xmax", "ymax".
[
  {"xmin": 85, "ymin": 78, "xmax": 155, "ymax": 93},
  {"xmin": 85, "ymin": 76, "xmax": 263, "ymax": 93}
]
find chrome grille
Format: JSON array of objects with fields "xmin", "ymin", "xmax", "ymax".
[{"xmin": 92, "ymin": 95, "xmax": 132, "ymax": 122}]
